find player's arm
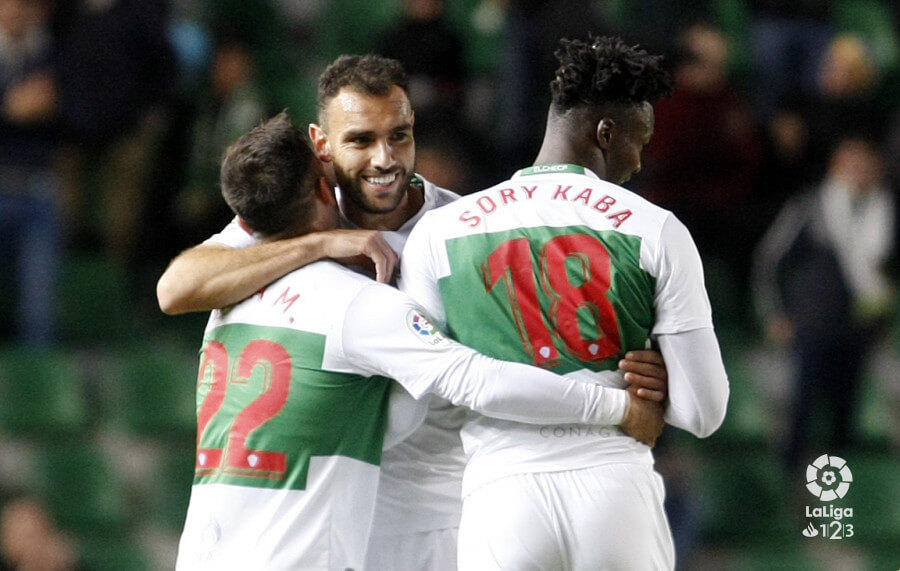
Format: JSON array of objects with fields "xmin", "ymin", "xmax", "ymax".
[
  {"xmin": 656, "ymin": 329, "xmax": 728, "ymax": 438},
  {"xmin": 342, "ymin": 284, "xmax": 663, "ymax": 444},
  {"xmin": 156, "ymin": 229, "xmax": 398, "ymax": 315},
  {"xmin": 651, "ymin": 216, "xmax": 730, "ymax": 438}
]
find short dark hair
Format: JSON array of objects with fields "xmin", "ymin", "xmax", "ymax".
[
  {"xmin": 550, "ymin": 35, "xmax": 673, "ymax": 114},
  {"xmin": 220, "ymin": 111, "xmax": 318, "ymax": 237},
  {"xmin": 316, "ymin": 54, "xmax": 409, "ymax": 122}
]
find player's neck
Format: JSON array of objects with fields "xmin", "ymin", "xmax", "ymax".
[
  {"xmin": 534, "ymin": 118, "xmax": 607, "ymax": 180},
  {"xmin": 348, "ymin": 181, "xmax": 424, "ymax": 231},
  {"xmin": 534, "ymin": 141, "xmax": 592, "ymax": 173}
]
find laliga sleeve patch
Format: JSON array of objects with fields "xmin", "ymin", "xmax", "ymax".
[{"xmin": 407, "ymin": 309, "xmax": 446, "ymax": 346}]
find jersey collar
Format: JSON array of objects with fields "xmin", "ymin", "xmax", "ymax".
[{"xmin": 512, "ymin": 163, "xmax": 600, "ymax": 180}]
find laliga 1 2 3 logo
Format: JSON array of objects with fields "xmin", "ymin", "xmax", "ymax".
[
  {"xmin": 806, "ymin": 454, "xmax": 852, "ymax": 502},
  {"xmin": 407, "ymin": 310, "xmax": 445, "ymax": 346}
]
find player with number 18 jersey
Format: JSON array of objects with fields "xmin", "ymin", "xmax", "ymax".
[{"xmin": 401, "ymin": 164, "xmax": 721, "ymax": 567}]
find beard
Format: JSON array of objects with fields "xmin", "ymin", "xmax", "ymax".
[{"xmin": 333, "ymin": 163, "xmax": 414, "ymax": 215}]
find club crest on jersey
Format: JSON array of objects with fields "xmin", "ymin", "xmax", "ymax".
[{"xmin": 407, "ymin": 310, "xmax": 445, "ymax": 346}]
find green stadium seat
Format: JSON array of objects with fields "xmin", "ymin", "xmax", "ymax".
[
  {"xmin": 856, "ymin": 373, "xmax": 894, "ymax": 450},
  {"xmin": 315, "ymin": 0, "xmax": 400, "ymax": 60},
  {"xmin": 57, "ymin": 255, "xmax": 136, "ymax": 346},
  {"xmin": 447, "ymin": 0, "xmax": 505, "ymax": 77},
  {"xmin": 704, "ymin": 350, "xmax": 771, "ymax": 451},
  {"xmin": 107, "ymin": 346, "xmax": 198, "ymax": 441},
  {"xmin": 32, "ymin": 443, "xmax": 129, "ymax": 536},
  {"xmin": 841, "ymin": 454, "xmax": 900, "ymax": 549},
  {"xmin": 698, "ymin": 452, "xmax": 796, "ymax": 546},
  {"xmin": 0, "ymin": 349, "xmax": 89, "ymax": 438},
  {"xmin": 77, "ymin": 536, "xmax": 152, "ymax": 571},
  {"xmin": 710, "ymin": 0, "xmax": 753, "ymax": 83},
  {"xmin": 144, "ymin": 441, "xmax": 195, "ymax": 532},
  {"xmin": 731, "ymin": 545, "xmax": 821, "ymax": 570},
  {"xmin": 865, "ymin": 547, "xmax": 900, "ymax": 571}
]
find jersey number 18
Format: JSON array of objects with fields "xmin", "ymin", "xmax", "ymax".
[{"xmin": 482, "ymin": 233, "xmax": 621, "ymax": 368}]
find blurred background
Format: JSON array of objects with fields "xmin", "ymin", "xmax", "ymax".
[{"xmin": 0, "ymin": 0, "xmax": 897, "ymax": 569}]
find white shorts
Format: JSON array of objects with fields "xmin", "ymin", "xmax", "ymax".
[
  {"xmin": 365, "ymin": 527, "xmax": 458, "ymax": 571},
  {"xmin": 457, "ymin": 463, "xmax": 674, "ymax": 570}
]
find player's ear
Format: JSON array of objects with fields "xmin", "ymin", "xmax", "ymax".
[
  {"xmin": 309, "ymin": 123, "xmax": 332, "ymax": 162},
  {"xmin": 596, "ymin": 118, "xmax": 615, "ymax": 150}
]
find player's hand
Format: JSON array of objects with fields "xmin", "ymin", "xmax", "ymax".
[
  {"xmin": 620, "ymin": 349, "xmax": 667, "ymax": 402},
  {"xmin": 320, "ymin": 230, "xmax": 399, "ymax": 283},
  {"xmin": 619, "ymin": 393, "xmax": 665, "ymax": 447}
]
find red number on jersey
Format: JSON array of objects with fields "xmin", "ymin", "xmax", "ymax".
[
  {"xmin": 196, "ymin": 341, "xmax": 228, "ymax": 474},
  {"xmin": 483, "ymin": 238, "xmax": 560, "ymax": 366},
  {"xmin": 195, "ymin": 340, "xmax": 292, "ymax": 479},
  {"xmin": 224, "ymin": 340, "xmax": 291, "ymax": 478},
  {"xmin": 483, "ymin": 234, "xmax": 621, "ymax": 367}
]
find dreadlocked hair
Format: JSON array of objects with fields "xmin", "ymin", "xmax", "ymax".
[{"xmin": 550, "ymin": 35, "xmax": 673, "ymax": 113}]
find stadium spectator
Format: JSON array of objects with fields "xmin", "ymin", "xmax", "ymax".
[
  {"xmin": 52, "ymin": 0, "xmax": 176, "ymax": 265},
  {"xmin": 638, "ymin": 22, "xmax": 763, "ymax": 296},
  {"xmin": 172, "ymin": 30, "xmax": 269, "ymax": 247},
  {"xmin": 771, "ymin": 34, "xmax": 886, "ymax": 183},
  {"xmin": 753, "ymin": 136, "xmax": 896, "ymax": 474},
  {"xmin": 0, "ymin": 495, "xmax": 79, "ymax": 571},
  {"xmin": 0, "ymin": 0, "xmax": 60, "ymax": 347},
  {"xmin": 375, "ymin": 0, "xmax": 466, "ymax": 125},
  {"xmin": 747, "ymin": 0, "xmax": 835, "ymax": 122}
]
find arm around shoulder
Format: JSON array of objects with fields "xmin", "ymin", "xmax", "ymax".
[
  {"xmin": 157, "ymin": 230, "xmax": 399, "ymax": 315},
  {"xmin": 156, "ymin": 234, "xmax": 330, "ymax": 315},
  {"xmin": 341, "ymin": 283, "xmax": 631, "ymax": 427},
  {"xmin": 157, "ymin": 242, "xmax": 239, "ymax": 315}
]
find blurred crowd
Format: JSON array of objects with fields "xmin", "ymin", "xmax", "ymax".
[
  {"xmin": 0, "ymin": 0, "xmax": 898, "ymax": 568},
  {"xmin": 1, "ymin": 0, "xmax": 897, "ymax": 346},
  {"xmin": 0, "ymin": 0, "xmax": 897, "ymax": 454}
]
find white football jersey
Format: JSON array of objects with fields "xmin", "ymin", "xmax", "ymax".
[
  {"xmin": 401, "ymin": 164, "xmax": 714, "ymax": 497},
  {"xmin": 203, "ymin": 178, "xmax": 473, "ymax": 537},
  {"xmin": 177, "ymin": 262, "xmax": 399, "ymax": 571}
]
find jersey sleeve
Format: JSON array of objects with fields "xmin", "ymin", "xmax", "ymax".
[
  {"xmin": 398, "ymin": 214, "xmax": 447, "ymax": 328},
  {"xmin": 203, "ymin": 217, "xmax": 257, "ymax": 249},
  {"xmin": 651, "ymin": 215, "xmax": 714, "ymax": 335},
  {"xmin": 341, "ymin": 283, "xmax": 630, "ymax": 426},
  {"xmin": 656, "ymin": 328, "xmax": 729, "ymax": 437}
]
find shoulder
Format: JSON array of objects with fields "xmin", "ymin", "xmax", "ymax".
[
  {"xmin": 418, "ymin": 175, "xmax": 462, "ymax": 208},
  {"xmin": 203, "ymin": 217, "xmax": 259, "ymax": 248},
  {"xmin": 265, "ymin": 260, "xmax": 376, "ymax": 305},
  {"xmin": 218, "ymin": 261, "xmax": 378, "ymax": 330}
]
